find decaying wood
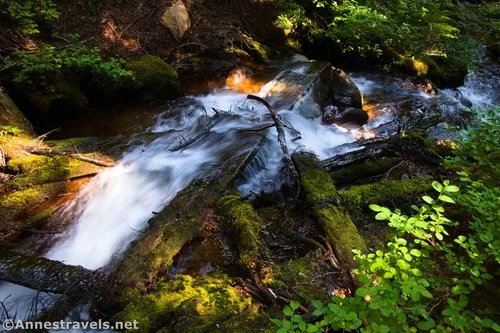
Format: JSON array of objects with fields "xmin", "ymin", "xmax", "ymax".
[
  {"xmin": 0, "ymin": 250, "xmax": 105, "ymax": 301},
  {"xmin": 27, "ymin": 148, "xmax": 116, "ymax": 167},
  {"xmin": 247, "ymin": 95, "xmax": 299, "ymax": 199},
  {"xmin": 321, "ymin": 134, "xmax": 442, "ymax": 171}
]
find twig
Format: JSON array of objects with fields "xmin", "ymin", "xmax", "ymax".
[
  {"xmin": 27, "ymin": 148, "xmax": 115, "ymax": 167},
  {"xmin": 117, "ymin": 6, "xmax": 160, "ymax": 40}
]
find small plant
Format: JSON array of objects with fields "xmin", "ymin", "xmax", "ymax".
[{"xmin": 1, "ymin": 126, "xmax": 24, "ymax": 143}]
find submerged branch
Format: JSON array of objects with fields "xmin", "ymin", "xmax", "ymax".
[{"xmin": 247, "ymin": 95, "xmax": 299, "ymax": 200}]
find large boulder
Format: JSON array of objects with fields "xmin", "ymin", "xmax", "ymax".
[
  {"xmin": 161, "ymin": 0, "xmax": 191, "ymax": 41},
  {"xmin": 125, "ymin": 55, "xmax": 179, "ymax": 100},
  {"xmin": 263, "ymin": 60, "xmax": 365, "ymax": 123}
]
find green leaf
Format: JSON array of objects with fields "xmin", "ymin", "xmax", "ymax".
[
  {"xmin": 375, "ymin": 211, "xmax": 390, "ymax": 220},
  {"xmin": 445, "ymin": 185, "xmax": 459, "ymax": 193},
  {"xmin": 369, "ymin": 204, "xmax": 382, "ymax": 212},
  {"xmin": 432, "ymin": 181, "xmax": 443, "ymax": 193},
  {"xmin": 356, "ymin": 287, "xmax": 369, "ymax": 297},
  {"xmin": 417, "ymin": 318, "xmax": 436, "ymax": 330},
  {"xmin": 290, "ymin": 301, "xmax": 300, "ymax": 311},
  {"xmin": 277, "ymin": 328, "xmax": 287, "ymax": 333},
  {"xmin": 423, "ymin": 196, "xmax": 435, "ymax": 204},
  {"xmin": 283, "ymin": 306, "xmax": 293, "ymax": 316},
  {"xmin": 282, "ymin": 321, "xmax": 291, "ymax": 329},
  {"xmin": 421, "ymin": 289, "xmax": 433, "ymax": 298},
  {"xmin": 306, "ymin": 324, "xmax": 319, "ymax": 332},
  {"xmin": 299, "ymin": 321, "xmax": 307, "ymax": 331},
  {"xmin": 410, "ymin": 249, "xmax": 421, "ymax": 257},
  {"xmin": 439, "ymin": 195, "xmax": 456, "ymax": 203},
  {"xmin": 292, "ymin": 314, "xmax": 302, "ymax": 323}
]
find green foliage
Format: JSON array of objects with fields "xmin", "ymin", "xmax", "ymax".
[
  {"xmin": 276, "ymin": 0, "xmax": 476, "ymax": 65},
  {"xmin": 0, "ymin": 125, "xmax": 23, "ymax": 143},
  {"xmin": 275, "ymin": 108, "xmax": 500, "ymax": 332},
  {"xmin": 6, "ymin": 45, "xmax": 132, "ymax": 88},
  {"xmin": 0, "ymin": 0, "xmax": 59, "ymax": 35}
]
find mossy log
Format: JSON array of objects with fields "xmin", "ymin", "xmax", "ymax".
[
  {"xmin": 292, "ymin": 152, "xmax": 367, "ymax": 275},
  {"xmin": 0, "ymin": 250, "xmax": 105, "ymax": 299},
  {"xmin": 321, "ymin": 133, "xmax": 442, "ymax": 171},
  {"xmin": 339, "ymin": 177, "xmax": 433, "ymax": 212}
]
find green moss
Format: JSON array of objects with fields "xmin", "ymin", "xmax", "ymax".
[
  {"xmin": 241, "ymin": 36, "xmax": 279, "ymax": 64},
  {"xmin": 7, "ymin": 154, "xmax": 102, "ymax": 188},
  {"xmin": 315, "ymin": 204, "xmax": 367, "ymax": 267},
  {"xmin": 293, "ymin": 152, "xmax": 367, "ymax": 269},
  {"xmin": 280, "ymin": 251, "xmax": 330, "ymax": 302},
  {"xmin": 340, "ymin": 177, "xmax": 433, "ymax": 212},
  {"xmin": 217, "ymin": 195, "xmax": 268, "ymax": 271},
  {"xmin": 115, "ymin": 274, "xmax": 265, "ymax": 333},
  {"xmin": 329, "ymin": 158, "xmax": 398, "ymax": 186},
  {"xmin": 0, "ymin": 91, "xmax": 36, "ymax": 137},
  {"xmin": 0, "ymin": 182, "xmax": 65, "ymax": 209},
  {"xmin": 293, "ymin": 153, "xmax": 338, "ymax": 202},
  {"xmin": 125, "ymin": 55, "xmax": 179, "ymax": 100}
]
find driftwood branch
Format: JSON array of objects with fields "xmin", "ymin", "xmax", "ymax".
[
  {"xmin": 27, "ymin": 148, "xmax": 115, "ymax": 167},
  {"xmin": 247, "ymin": 95, "xmax": 299, "ymax": 200}
]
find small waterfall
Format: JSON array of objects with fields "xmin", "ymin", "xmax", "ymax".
[{"xmin": 1, "ymin": 52, "xmax": 499, "ymax": 329}]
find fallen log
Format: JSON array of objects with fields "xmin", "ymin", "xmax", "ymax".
[
  {"xmin": 321, "ymin": 134, "xmax": 442, "ymax": 171},
  {"xmin": 27, "ymin": 148, "xmax": 116, "ymax": 167},
  {"xmin": 0, "ymin": 250, "xmax": 105, "ymax": 300},
  {"xmin": 247, "ymin": 95, "xmax": 299, "ymax": 200}
]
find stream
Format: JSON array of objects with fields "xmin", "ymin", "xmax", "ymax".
[{"xmin": 1, "ymin": 54, "xmax": 499, "ymax": 331}]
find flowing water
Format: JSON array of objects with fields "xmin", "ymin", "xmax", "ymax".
[{"xmin": 1, "ymin": 54, "xmax": 499, "ymax": 330}]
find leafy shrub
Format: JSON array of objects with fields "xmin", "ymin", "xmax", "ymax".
[
  {"xmin": 0, "ymin": 0, "xmax": 60, "ymax": 35},
  {"xmin": 275, "ymin": 0, "xmax": 475, "ymax": 64},
  {"xmin": 274, "ymin": 109, "xmax": 500, "ymax": 332},
  {"xmin": 6, "ymin": 45, "xmax": 132, "ymax": 88}
]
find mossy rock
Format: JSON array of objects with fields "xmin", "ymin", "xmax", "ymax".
[
  {"xmin": 24, "ymin": 80, "xmax": 87, "ymax": 113},
  {"xmin": 425, "ymin": 56, "xmax": 468, "ymax": 88},
  {"xmin": 0, "ymin": 90, "xmax": 36, "ymax": 137},
  {"xmin": 7, "ymin": 154, "xmax": 103, "ymax": 188},
  {"xmin": 115, "ymin": 274, "xmax": 271, "ymax": 333},
  {"xmin": 339, "ymin": 177, "xmax": 433, "ymax": 212},
  {"xmin": 125, "ymin": 55, "xmax": 179, "ymax": 100},
  {"xmin": 241, "ymin": 36, "xmax": 279, "ymax": 64}
]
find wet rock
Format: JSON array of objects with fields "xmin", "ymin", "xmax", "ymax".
[
  {"xmin": 263, "ymin": 61, "xmax": 363, "ymax": 118},
  {"xmin": 161, "ymin": 0, "xmax": 191, "ymax": 41},
  {"xmin": 322, "ymin": 106, "xmax": 368, "ymax": 127}
]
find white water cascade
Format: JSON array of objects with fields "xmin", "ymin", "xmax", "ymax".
[{"xmin": 0, "ymin": 53, "xmax": 499, "ymax": 331}]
